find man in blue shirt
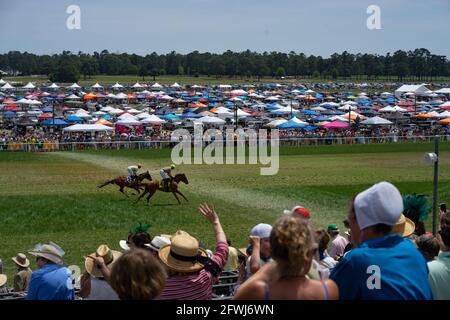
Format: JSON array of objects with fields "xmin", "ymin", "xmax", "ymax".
[
  {"xmin": 27, "ymin": 243, "xmax": 74, "ymax": 300},
  {"xmin": 330, "ymin": 181, "xmax": 432, "ymax": 300}
]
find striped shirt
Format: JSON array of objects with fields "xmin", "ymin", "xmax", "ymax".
[{"xmin": 158, "ymin": 241, "xmax": 229, "ymax": 300}]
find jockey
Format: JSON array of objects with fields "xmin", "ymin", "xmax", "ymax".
[
  {"xmin": 127, "ymin": 164, "xmax": 142, "ymax": 183},
  {"xmin": 160, "ymin": 164, "xmax": 175, "ymax": 191}
]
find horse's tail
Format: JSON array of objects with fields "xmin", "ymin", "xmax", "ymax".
[{"xmin": 98, "ymin": 179, "xmax": 115, "ymax": 188}]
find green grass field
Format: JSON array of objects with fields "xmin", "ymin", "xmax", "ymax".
[
  {"xmin": 1, "ymin": 142, "xmax": 450, "ymax": 285},
  {"xmin": 4, "ymin": 74, "xmax": 450, "ymax": 86}
]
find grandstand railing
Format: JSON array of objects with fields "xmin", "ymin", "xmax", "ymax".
[{"xmin": 0, "ymin": 135, "xmax": 449, "ymax": 152}]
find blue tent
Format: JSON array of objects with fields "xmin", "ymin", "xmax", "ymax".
[
  {"xmin": 303, "ymin": 110, "xmax": 318, "ymax": 116},
  {"xmin": 160, "ymin": 113, "xmax": 179, "ymax": 119},
  {"xmin": 277, "ymin": 118, "xmax": 306, "ymax": 129},
  {"xmin": 310, "ymin": 116, "xmax": 331, "ymax": 122},
  {"xmin": 4, "ymin": 111, "xmax": 16, "ymax": 117},
  {"xmin": 66, "ymin": 115, "xmax": 84, "ymax": 122},
  {"xmin": 181, "ymin": 112, "xmax": 201, "ymax": 118},
  {"xmin": 41, "ymin": 107, "xmax": 53, "ymax": 113},
  {"xmin": 101, "ymin": 114, "xmax": 113, "ymax": 120},
  {"xmin": 303, "ymin": 125, "xmax": 318, "ymax": 131},
  {"xmin": 41, "ymin": 119, "xmax": 68, "ymax": 126}
]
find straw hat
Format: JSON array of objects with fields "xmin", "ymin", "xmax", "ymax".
[
  {"xmin": 85, "ymin": 245, "xmax": 122, "ymax": 278},
  {"xmin": 12, "ymin": 253, "xmax": 30, "ymax": 268},
  {"xmin": 158, "ymin": 231, "xmax": 208, "ymax": 273},
  {"xmin": 391, "ymin": 214, "xmax": 416, "ymax": 237},
  {"xmin": 29, "ymin": 243, "xmax": 64, "ymax": 265},
  {"xmin": 0, "ymin": 274, "xmax": 7, "ymax": 287}
]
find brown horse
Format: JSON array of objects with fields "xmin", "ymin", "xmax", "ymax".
[
  {"xmin": 136, "ymin": 173, "xmax": 189, "ymax": 205},
  {"xmin": 98, "ymin": 171, "xmax": 152, "ymax": 197}
]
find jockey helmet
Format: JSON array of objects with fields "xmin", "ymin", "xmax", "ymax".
[
  {"xmin": 138, "ymin": 164, "xmax": 142, "ymax": 168},
  {"xmin": 171, "ymin": 164, "xmax": 175, "ymax": 169}
]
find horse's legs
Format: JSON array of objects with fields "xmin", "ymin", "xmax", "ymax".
[
  {"xmin": 136, "ymin": 187, "xmax": 148, "ymax": 203},
  {"xmin": 176, "ymin": 190, "xmax": 188, "ymax": 202},
  {"xmin": 172, "ymin": 192, "xmax": 181, "ymax": 204},
  {"xmin": 119, "ymin": 186, "xmax": 129, "ymax": 198},
  {"xmin": 146, "ymin": 188, "xmax": 157, "ymax": 205}
]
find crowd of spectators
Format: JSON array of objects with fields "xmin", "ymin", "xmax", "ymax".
[{"xmin": 0, "ymin": 182, "xmax": 449, "ymax": 300}]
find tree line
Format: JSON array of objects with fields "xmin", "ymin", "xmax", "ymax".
[{"xmin": 0, "ymin": 48, "xmax": 448, "ymax": 83}]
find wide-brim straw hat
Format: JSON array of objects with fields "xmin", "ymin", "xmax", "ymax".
[
  {"xmin": 12, "ymin": 253, "xmax": 30, "ymax": 268},
  {"xmin": 29, "ymin": 243, "xmax": 64, "ymax": 265},
  {"xmin": 85, "ymin": 245, "xmax": 122, "ymax": 278},
  {"xmin": 0, "ymin": 274, "xmax": 7, "ymax": 287},
  {"xmin": 158, "ymin": 231, "xmax": 208, "ymax": 273},
  {"xmin": 391, "ymin": 214, "xmax": 416, "ymax": 237}
]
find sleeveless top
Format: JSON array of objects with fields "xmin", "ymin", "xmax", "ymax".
[{"xmin": 264, "ymin": 281, "xmax": 331, "ymax": 300}]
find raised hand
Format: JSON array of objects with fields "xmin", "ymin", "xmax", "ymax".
[{"xmin": 198, "ymin": 203, "xmax": 219, "ymax": 224}]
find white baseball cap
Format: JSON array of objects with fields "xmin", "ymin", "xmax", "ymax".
[
  {"xmin": 354, "ymin": 181, "xmax": 403, "ymax": 230},
  {"xmin": 250, "ymin": 223, "xmax": 273, "ymax": 239},
  {"xmin": 145, "ymin": 236, "xmax": 171, "ymax": 252}
]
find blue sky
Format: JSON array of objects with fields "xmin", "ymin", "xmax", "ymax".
[{"xmin": 0, "ymin": 0, "xmax": 449, "ymax": 57}]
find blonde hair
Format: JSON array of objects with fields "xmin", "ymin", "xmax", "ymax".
[
  {"xmin": 110, "ymin": 249, "xmax": 167, "ymax": 300},
  {"xmin": 270, "ymin": 215, "xmax": 316, "ymax": 277}
]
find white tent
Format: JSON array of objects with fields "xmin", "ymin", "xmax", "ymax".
[
  {"xmin": 338, "ymin": 104, "xmax": 357, "ymax": 111},
  {"xmin": 132, "ymin": 82, "xmax": 143, "ymax": 88},
  {"xmin": 439, "ymin": 101, "xmax": 450, "ymax": 108},
  {"xmin": 439, "ymin": 111, "xmax": 450, "ymax": 118},
  {"xmin": 118, "ymin": 113, "xmax": 137, "ymax": 120},
  {"xmin": 66, "ymin": 94, "xmax": 80, "ymax": 100},
  {"xmin": 140, "ymin": 115, "xmax": 166, "ymax": 124},
  {"xmin": 23, "ymin": 82, "xmax": 36, "ymax": 89},
  {"xmin": 91, "ymin": 82, "xmax": 103, "ymax": 89},
  {"xmin": 0, "ymin": 79, "xmax": 5, "ymax": 85},
  {"xmin": 360, "ymin": 116, "xmax": 393, "ymax": 125},
  {"xmin": 111, "ymin": 82, "xmax": 124, "ymax": 89},
  {"xmin": 114, "ymin": 92, "xmax": 128, "ymax": 99},
  {"xmin": 69, "ymin": 83, "xmax": 81, "ymax": 89},
  {"xmin": 48, "ymin": 83, "xmax": 60, "ymax": 89},
  {"xmin": 267, "ymin": 119, "xmax": 287, "ymax": 128},
  {"xmin": 230, "ymin": 89, "xmax": 248, "ymax": 96},
  {"xmin": 1, "ymin": 82, "xmax": 14, "ymax": 90},
  {"xmin": 151, "ymin": 82, "xmax": 163, "ymax": 89},
  {"xmin": 100, "ymin": 106, "xmax": 115, "ymax": 112},
  {"xmin": 379, "ymin": 106, "xmax": 396, "ymax": 112},
  {"xmin": 218, "ymin": 84, "xmax": 232, "ymax": 89},
  {"xmin": 395, "ymin": 84, "xmax": 429, "ymax": 98},
  {"xmin": 63, "ymin": 124, "xmax": 113, "ymax": 132},
  {"xmin": 392, "ymin": 106, "xmax": 407, "ymax": 112},
  {"xmin": 136, "ymin": 112, "xmax": 152, "ymax": 119},
  {"xmin": 170, "ymin": 82, "xmax": 182, "ymax": 88},
  {"xmin": 289, "ymin": 117, "xmax": 309, "ymax": 126},
  {"xmin": 311, "ymin": 106, "xmax": 327, "ymax": 112},
  {"xmin": 109, "ymin": 108, "xmax": 124, "ymax": 115},
  {"xmin": 116, "ymin": 118, "xmax": 141, "ymax": 125},
  {"xmin": 434, "ymin": 88, "xmax": 450, "ymax": 94},
  {"xmin": 197, "ymin": 116, "xmax": 226, "ymax": 124}
]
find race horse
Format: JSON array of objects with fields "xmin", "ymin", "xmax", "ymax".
[
  {"xmin": 97, "ymin": 171, "xmax": 152, "ymax": 197},
  {"xmin": 136, "ymin": 173, "xmax": 189, "ymax": 205}
]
